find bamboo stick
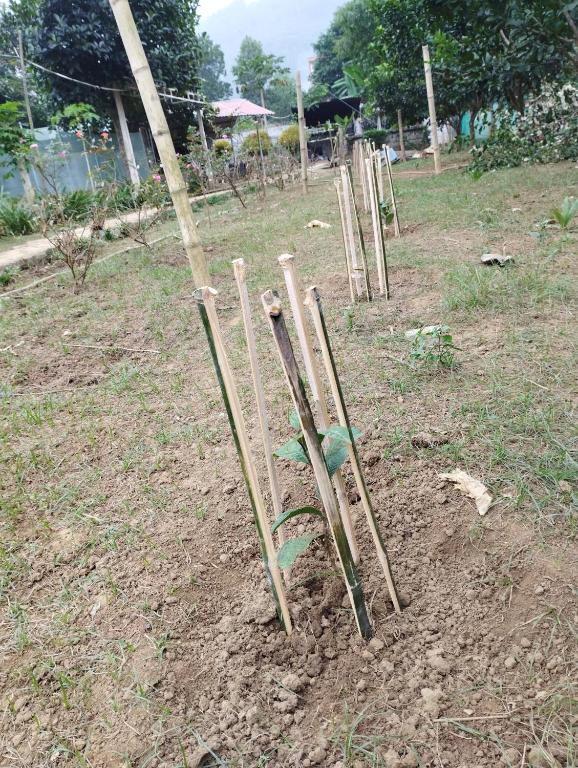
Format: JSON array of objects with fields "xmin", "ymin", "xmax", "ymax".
[
  {"xmin": 359, "ymin": 141, "xmax": 369, "ymax": 212},
  {"xmin": 365, "ymin": 157, "xmax": 385, "ymax": 296},
  {"xmin": 345, "ymin": 163, "xmax": 372, "ymax": 301},
  {"xmin": 376, "ymin": 150, "xmax": 384, "ymax": 204},
  {"xmin": 383, "ymin": 145, "xmax": 401, "ymax": 237},
  {"xmin": 195, "ymin": 286, "xmax": 292, "ymax": 633},
  {"xmin": 422, "ymin": 44, "xmax": 442, "ymax": 175},
  {"xmin": 304, "ymin": 286, "xmax": 401, "ymax": 613},
  {"xmin": 295, "ymin": 71, "xmax": 308, "ymax": 195},
  {"xmin": 334, "ymin": 179, "xmax": 355, "ymax": 305},
  {"xmin": 339, "ymin": 165, "xmax": 363, "ymax": 298},
  {"xmin": 108, "ymin": 0, "xmax": 209, "ymax": 285},
  {"xmin": 369, "ymin": 157, "xmax": 390, "ymax": 299},
  {"xmin": 262, "ymin": 290, "xmax": 372, "ymax": 639},
  {"xmin": 397, "ymin": 108, "xmax": 406, "ymax": 162},
  {"xmin": 278, "ymin": 255, "xmax": 359, "ymax": 563},
  {"xmin": 232, "ymin": 259, "xmax": 286, "ymax": 556}
]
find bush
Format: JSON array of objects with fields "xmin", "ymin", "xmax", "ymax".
[
  {"xmin": 242, "ymin": 130, "xmax": 272, "ymax": 156},
  {"xmin": 278, "ymin": 124, "xmax": 300, "ymax": 155},
  {"xmin": 364, "ymin": 128, "xmax": 388, "ymax": 147},
  {"xmin": 62, "ymin": 189, "xmax": 95, "ymax": 221},
  {"xmin": 469, "ymin": 82, "xmax": 578, "ymax": 174},
  {"xmin": 213, "ymin": 138, "xmax": 232, "ymax": 156},
  {"xmin": 0, "ymin": 199, "xmax": 36, "ymax": 236}
]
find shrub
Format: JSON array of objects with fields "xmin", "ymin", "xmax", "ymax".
[
  {"xmin": 469, "ymin": 82, "xmax": 578, "ymax": 174},
  {"xmin": 242, "ymin": 130, "xmax": 272, "ymax": 156},
  {"xmin": 213, "ymin": 138, "xmax": 232, "ymax": 156},
  {"xmin": 364, "ymin": 128, "xmax": 388, "ymax": 147},
  {"xmin": 278, "ymin": 124, "xmax": 300, "ymax": 155},
  {"xmin": 0, "ymin": 199, "xmax": 36, "ymax": 236},
  {"xmin": 61, "ymin": 189, "xmax": 95, "ymax": 221}
]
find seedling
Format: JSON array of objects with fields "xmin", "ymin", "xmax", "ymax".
[
  {"xmin": 550, "ymin": 196, "xmax": 578, "ymax": 230},
  {"xmin": 409, "ymin": 325, "xmax": 459, "ymax": 368}
]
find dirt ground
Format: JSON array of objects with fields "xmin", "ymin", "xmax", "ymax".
[{"xmin": 1, "ymin": 158, "xmax": 576, "ymax": 768}]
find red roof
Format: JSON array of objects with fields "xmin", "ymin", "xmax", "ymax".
[{"xmin": 211, "ymin": 98, "xmax": 274, "ymax": 118}]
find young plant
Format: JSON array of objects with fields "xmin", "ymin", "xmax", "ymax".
[
  {"xmin": 550, "ymin": 196, "xmax": 578, "ymax": 230},
  {"xmin": 409, "ymin": 325, "xmax": 458, "ymax": 368},
  {"xmin": 272, "ymin": 411, "xmax": 361, "ymax": 570}
]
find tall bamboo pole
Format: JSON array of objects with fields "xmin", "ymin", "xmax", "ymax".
[
  {"xmin": 195, "ymin": 287, "xmax": 292, "ymax": 633},
  {"xmin": 108, "ymin": 0, "xmax": 209, "ymax": 285},
  {"xmin": 365, "ymin": 157, "xmax": 385, "ymax": 296},
  {"xmin": 278, "ymin": 255, "xmax": 359, "ymax": 563},
  {"xmin": 371, "ymin": 159, "xmax": 390, "ymax": 299},
  {"xmin": 422, "ymin": 45, "xmax": 441, "ymax": 175},
  {"xmin": 345, "ymin": 163, "xmax": 372, "ymax": 301},
  {"xmin": 232, "ymin": 259, "xmax": 286, "ymax": 555},
  {"xmin": 304, "ymin": 286, "xmax": 401, "ymax": 614},
  {"xmin": 376, "ymin": 150, "xmax": 384, "ymax": 204},
  {"xmin": 383, "ymin": 145, "xmax": 401, "ymax": 237},
  {"xmin": 295, "ymin": 71, "xmax": 308, "ymax": 195},
  {"xmin": 262, "ymin": 290, "xmax": 372, "ymax": 640},
  {"xmin": 17, "ymin": 30, "xmax": 34, "ymax": 131},
  {"xmin": 334, "ymin": 178, "xmax": 355, "ymax": 305},
  {"xmin": 339, "ymin": 165, "xmax": 363, "ymax": 298},
  {"xmin": 397, "ymin": 109, "xmax": 406, "ymax": 162}
]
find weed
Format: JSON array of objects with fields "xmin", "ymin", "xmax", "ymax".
[
  {"xmin": 409, "ymin": 325, "xmax": 458, "ymax": 368},
  {"xmin": 0, "ymin": 266, "xmax": 16, "ymax": 285},
  {"xmin": 550, "ymin": 196, "xmax": 578, "ymax": 230},
  {"xmin": 0, "ymin": 198, "xmax": 36, "ymax": 236}
]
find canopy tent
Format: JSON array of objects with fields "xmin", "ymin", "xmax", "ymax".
[{"xmin": 211, "ymin": 98, "xmax": 274, "ymax": 122}]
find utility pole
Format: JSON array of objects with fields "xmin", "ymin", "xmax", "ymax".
[
  {"xmin": 108, "ymin": 0, "xmax": 209, "ymax": 286},
  {"xmin": 113, "ymin": 90, "xmax": 140, "ymax": 186},
  {"xmin": 422, "ymin": 45, "xmax": 441, "ymax": 174},
  {"xmin": 18, "ymin": 30, "xmax": 34, "ymax": 130},
  {"xmin": 295, "ymin": 70, "xmax": 308, "ymax": 194}
]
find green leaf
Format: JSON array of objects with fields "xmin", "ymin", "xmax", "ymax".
[
  {"xmin": 271, "ymin": 505, "xmax": 323, "ymax": 533},
  {"xmin": 324, "ymin": 442, "xmax": 349, "ymax": 477},
  {"xmin": 277, "ymin": 533, "xmax": 321, "ymax": 569},
  {"xmin": 323, "ymin": 425, "xmax": 362, "ymax": 445},
  {"xmin": 288, "ymin": 410, "xmax": 301, "ymax": 430},
  {"xmin": 274, "ymin": 438, "xmax": 308, "ymax": 464}
]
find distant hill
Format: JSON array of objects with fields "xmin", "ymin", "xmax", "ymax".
[{"xmin": 198, "ymin": 0, "xmax": 344, "ymax": 90}]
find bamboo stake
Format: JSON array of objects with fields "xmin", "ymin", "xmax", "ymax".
[
  {"xmin": 304, "ymin": 286, "xmax": 401, "ymax": 614},
  {"xmin": 262, "ymin": 290, "xmax": 372, "ymax": 640},
  {"xmin": 113, "ymin": 90, "xmax": 140, "ymax": 186},
  {"xmin": 383, "ymin": 145, "xmax": 401, "ymax": 237},
  {"xmin": 397, "ymin": 109, "xmax": 406, "ymax": 162},
  {"xmin": 334, "ymin": 179, "xmax": 355, "ymax": 305},
  {"xmin": 295, "ymin": 71, "xmax": 308, "ymax": 195},
  {"xmin": 422, "ymin": 45, "xmax": 442, "ymax": 175},
  {"xmin": 195, "ymin": 286, "xmax": 292, "ymax": 633},
  {"xmin": 108, "ymin": 0, "xmax": 209, "ymax": 285},
  {"xmin": 339, "ymin": 165, "xmax": 364, "ymax": 298},
  {"xmin": 278, "ymin": 255, "xmax": 359, "ymax": 563},
  {"xmin": 359, "ymin": 141, "xmax": 369, "ymax": 212},
  {"xmin": 369, "ymin": 157, "xmax": 390, "ymax": 299},
  {"xmin": 232, "ymin": 259, "xmax": 286, "ymax": 556},
  {"xmin": 365, "ymin": 157, "xmax": 385, "ymax": 296},
  {"xmin": 345, "ymin": 163, "xmax": 372, "ymax": 301},
  {"xmin": 376, "ymin": 150, "xmax": 384, "ymax": 203}
]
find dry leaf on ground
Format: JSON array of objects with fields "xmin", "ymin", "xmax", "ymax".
[
  {"xmin": 305, "ymin": 220, "xmax": 331, "ymax": 229},
  {"xmin": 439, "ymin": 469, "xmax": 492, "ymax": 515}
]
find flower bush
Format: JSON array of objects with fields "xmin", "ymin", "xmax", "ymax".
[
  {"xmin": 278, "ymin": 124, "xmax": 300, "ymax": 155},
  {"xmin": 469, "ymin": 82, "xmax": 578, "ymax": 174},
  {"xmin": 241, "ymin": 130, "xmax": 272, "ymax": 156}
]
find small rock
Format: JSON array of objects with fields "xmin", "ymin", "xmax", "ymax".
[
  {"xmin": 504, "ymin": 656, "xmax": 517, "ymax": 670},
  {"xmin": 520, "ymin": 637, "xmax": 531, "ymax": 648},
  {"xmin": 500, "ymin": 748, "xmax": 519, "ymax": 765},
  {"xmin": 384, "ymin": 747, "xmax": 401, "ymax": 768},
  {"xmin": 368, "ymin": 638, "xmax": 385, "ymax": 653},
  {"xmin": 411, "ymin": 431, "xmax": 449, "ymax": 448},
  {"xmin": 356, "ymin": 679, "xmax": 367, "ymax": 691},
  {"xmin": 534, "ymin": 585, "xmax": 545, "ymax": 595},
  {"xmin": 282, "ymin": 673, "xmax": 303, "ymax": 693},
  {"xmin": 401, "ymin": 753, "xmax": 418, "ymax": 768},
  {"xmin": 527, "ymin": 746, "xmax": 553, "ymax": 767},
  {"xmin": 309, "ymin": 747, "xmax": 326, "ymax": 764}
]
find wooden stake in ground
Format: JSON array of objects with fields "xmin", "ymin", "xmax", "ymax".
[
  {"xmin": 345, "ymin": 163, "xmax": 372, "ymax": 301},
  {"xmin": 365, "ymin": 156, "xmax": 386, "ymax": 296},
  {"xmin": 278, "ymin": 255, "xmax": 359, "ymax": 563},
  {"xmin": 295, "ymin": 71, "xmax": 308, "ymax": 195},
  {"xmin": 339, "ymin": 165, "xmax": 364, "ymax": 298},
  {"xmin": 196, "ymin": 108, "xmax": 213, "ymax": 185},
  {"xmin": 108, "ymin": 0, "xmax": 209, "ymax": 285},
  {"xmin": 262, "ymin": 289, "xmax": 372, "ymax": 639},
  {"xmin": 358, "ymin": 141, "xmax": 369, "ymax": 213},
  {"xmin": 376, "ymin": 149, "xmax": 384, "ymax": 204},
  {"xmin": 304, "ymin": 286, "xmax": 401, "ymax": 614},
  {"xmin": 232, "ymin": 259, "xmax": 286, "ymax": 556},
  {"xmin": 383, "ymin": 145, "xmax": 401, "ymax": 237},
  {"xmin": 195, "ymin": 286, "xmax": 292, "ymax": 633},
  {"xmin": 397, "ymin": 109, "xmax": 407, "ymax": 162},
  {"xmin": 369, "ymin": 158, "xmax": 390, "ymax": 298},
  {"xmin": 422, "ymin": 44, "xmax": 441, "ymax": 175},
  {"xmin": 334, "ymin": 178, "xmax": 355, "ymax": 305}
]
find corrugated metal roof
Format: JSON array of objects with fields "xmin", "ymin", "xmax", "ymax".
[{"xmin": 211, "ymin": 98, "xmax": 274, "ymax": 118}]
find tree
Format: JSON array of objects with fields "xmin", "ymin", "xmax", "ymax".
[
  {"xmin": 35, "ymin": 0, "xmax": 201, "ymax": 150},
  {"xmin": 232, "ymin": 37, "xmax": 289, "ymax": 110},
  {"xmin": 198, "ymin": 32, "xmax": 232, "ymax": 101}
]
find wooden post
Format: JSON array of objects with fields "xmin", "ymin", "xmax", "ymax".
[
  {"xmin": 339, "ymin": 165, "xmax": 363, "ymax": 298},
  {"xmin": 262, "ymin": 290, "xmax": 372, "ymax": 640},
  {"xmin": 260, "ymin": 88, "xmax": 268, "ymax": 129},
  {"xmin": 255, "ymin": 119, "xmax": 267, "ymax": 197},
  {"xmin": 371, "ymin": 159, "xmax": 390, "ymax": 299},
  {"xmin": 345, "ymin": 163, "xmax": 372, "ymax": 302},
  {"xmin": 365, "ymin": 157, "xmax": 385, "ymax": 296},
  {"xmin": 108, "ymin": 0, "xmax": 209, "ymax": 286},
  {"xmin": 17, "ymin": 30, "xmax": 34, "ymax": 130},
  {"xmin": 278, "ymin": 255, "xmax": 359, "ymax": 563},
  {"xmin": 113, "ymin": 90, "xmax": 140, "ymax": 186},
  {"xmin": 295, "ymin": 71, "xmax": 308, "ymax": 194},
  {"xmin": 358, "ymin": 141, "xmax": 369, "ymax": 212},
  {"xmin": 422, "ymin": 45, "xmax": 441, "ymax": 175},
  {"xmin": 196, "ymin": 286, "xmax": 292, "ymax": 634},
  {"xmin": 304, "ymin": 286, "xmax": 401, "ymax": 614},
  {"xmin": 232, "ymin": 259, "xmax": 286, "ymax": 555},
  {"xmin": 196, "ymin": 108, "xmax": 213, "ymax": 184},
  {"xmin": 383, "ymin": 145, "xmax": 401, "ymax": 237},
  {"xmin": 397, "ymin": 108, "xmax": 406, "ymax": 162},
  {"xmin": 376, "ymin": 150, "xmax": 384, "ymax": 204},
  {"xmin": 334, "ymin": 178, "xmax": 355, "ymax": 305}
]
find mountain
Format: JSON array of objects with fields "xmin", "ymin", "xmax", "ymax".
[{"xmin": 198, "ymin": 0, "xmax": 344, "ymax": 90}]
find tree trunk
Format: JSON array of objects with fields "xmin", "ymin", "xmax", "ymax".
[
  {"xmin": 110, "ymin": 106, "xmax": 131, "ymax": 182},
  {"xmin": 17, "ymin": 158, "xmax": 35, "ymax": 205},
  {"xmin": 469, "ymin": 109, "xmax": 478, "ymax": 147}
]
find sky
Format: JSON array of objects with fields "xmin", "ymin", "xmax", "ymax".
[{"xmin": 197, "ymin": 0, "xmax": 344, "ymax": 90}]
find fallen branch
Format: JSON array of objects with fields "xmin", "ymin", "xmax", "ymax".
[{"xmin": 66, "ymin": 343, "xmax": 161, "ymax": 354}]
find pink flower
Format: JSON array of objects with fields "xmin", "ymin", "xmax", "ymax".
[
  {"xmin": 75, "ymin": 130, "xmax": 83, "ymax": 138},
  {"xmin": 152, "ymin": 174, "xmax": 162, "ymax": 182},
  {"xmin": 100, "ymin": 131, "xmax": 109, "ymax": 139},
  {"xmin": 30, "ymin": 143, "xmax": 39, "ymax": 149},
  {"xmin": 59, "ymin": 150, "xmax": 66, "ymax": 158}
]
